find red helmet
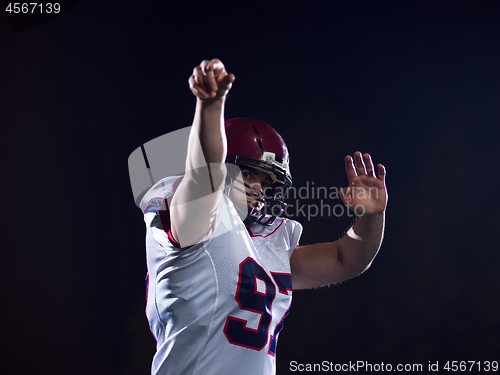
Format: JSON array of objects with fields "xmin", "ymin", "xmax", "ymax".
[{"xmin": 224, "ymin": 118, "xmax": 292, "ymax": 225}]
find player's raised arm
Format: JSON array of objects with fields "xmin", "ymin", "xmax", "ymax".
[
  {"xmin": 291, "ymin": 152, "xmax": 387, "ymax": 289},
  {"xmin": 169, "ymin": 59, "xmax": 235, "ymax": 247}
]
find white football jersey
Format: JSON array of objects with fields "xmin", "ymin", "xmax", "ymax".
[{"xmin": 140, "ymin": 176, "xmax": 303, "ymax": 375}]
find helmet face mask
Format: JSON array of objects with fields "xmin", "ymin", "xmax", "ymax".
[
  {"xmin": 226, "ymin": 165, "xmax": 288, "ymax": 226},
  {"xmin": 224, "ymin": 118, "xmax": 292, "ymax": 226}
]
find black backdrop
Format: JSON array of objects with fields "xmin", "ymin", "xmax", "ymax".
[{"xmin": 1, "ymin": 1, "xmax": 499, "ymax": 374}]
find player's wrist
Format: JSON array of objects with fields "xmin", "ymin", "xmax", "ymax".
[
  {"xmin": 195, "ymin": 97, "xmax": 226, "ymax": 117},
  {"xmin": 363, "ymin": 210, "xmax": 385, "ymax": 217},
  {"xmin": 197, "ymin": 94, "xmax": 227, "ymax": 105},
  {"xmin": 354, "ymin": 210, "xmax": 385, "ymax": 222}
]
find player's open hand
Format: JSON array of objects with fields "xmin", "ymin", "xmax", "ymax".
[
  {"xmin": 189, "ymin": 59, "xmax": 235, "ymax": 102},
  {"xmin": 340, "ymin": 152, "xmax": 387, "ymax": 216}
]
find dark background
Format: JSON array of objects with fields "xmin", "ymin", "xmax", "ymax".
[{"xmin": 1, "ymin": 1, "xmax": 499, "ymax": 374}]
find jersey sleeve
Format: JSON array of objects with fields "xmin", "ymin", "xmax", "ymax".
[
  {"xmin": 287, "ymin": 219, "xmax": 303, "ymax": 255},
  {"xmin": 139, "ymin": 175, "xmax": 182, "ymax": 214},
  {"xmin": 139, "ymin": 175, "xmax": 185, "ymax": 247},
  {"xmin": 140, "ymin": 175, "xmax": 233, "ymax": 249}
]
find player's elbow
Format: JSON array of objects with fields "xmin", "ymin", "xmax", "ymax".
[{"xmin": 336, "ymin": 247, "xmax": 372, "ymax": 279}]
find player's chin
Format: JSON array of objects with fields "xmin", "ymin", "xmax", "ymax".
[
  {"xmin": 246, "ymin": 204, "xmax": 256, "ymax": 216},
  {"xmin": 244, "ymin": 201, "xmax": 264, "ymax": 217},
  {"xmin": 248, "ymin": 199, "xmax": 265, "ymax": 212}
]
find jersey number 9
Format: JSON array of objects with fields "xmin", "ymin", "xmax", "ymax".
[{"xmin": 223, "ymin": 258, "xmax": 292, "ymax": 356}]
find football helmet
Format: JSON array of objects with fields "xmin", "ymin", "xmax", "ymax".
[{"xmin": 225, "ymin": 118, "xmax": 292, "ymax": 226}]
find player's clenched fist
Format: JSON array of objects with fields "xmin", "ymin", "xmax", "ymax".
[{"xmin": 189, "ymin": 59, "xmax": 235, "ymax": 101}]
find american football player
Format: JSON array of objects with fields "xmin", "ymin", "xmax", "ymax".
[{"xmin": 140, "ymin": 58, "xmax": 387, "ymax": 375}]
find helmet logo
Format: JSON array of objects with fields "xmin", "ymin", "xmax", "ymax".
[{"xmin": 261, "ymin": 151, "xmax": 289, "ymax": 174}]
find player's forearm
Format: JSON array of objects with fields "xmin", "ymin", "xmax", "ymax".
[
  {"xmin": 188, "ymin": 98, "xmax": 226, "ymax": 165},
  {"xmin": 185, "ymin": 97, "xmax": 228, "ymax": 188},
  {"xmin": 170, "ymin": 97, "xmax": 228, "ymax": 246},
  {"xmin": 337, "ymin": 211, "xmax": 385, "ymax": 276}
]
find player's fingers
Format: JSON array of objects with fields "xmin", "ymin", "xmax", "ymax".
[
  {"xmin": 199, "ymin": 59, "xmax": 211, "ymax": 72},
  {"xmin": 193, "ymin": 65, "xmax": 216, "ymax": 96},
  {"xmin": 196, "ymin": 60, "xmax": 213, "ymax": 77},
  {"xmin": 353, "ymin": 151, "xmax": 367, "ymax": 176},
  {"xmin": 196, "ymin": 62, "xmax": 212, "ymax": 81},
  {"xmin": 344, "ymin": 155, "xmax": 357, "ymax": 181},
  {"xmin": 205, "ymin": 71, "xmax": 217, "ymax": 96},
  {"xmin": 218, "ymin": 73, "xmax": 235, "ymax": 91},
  {"xmin": 202, "ymin": 62, "xmax": 219, "ymax": 94},
  {"xmin": 363, "ymin": 153, "xmax": 375, "ymax": 177},
  {"xmin": 207, "ymin": 58, "xmax": 225, "ymax": 76},
  {"xmin": 377, "ymin": 164, "xmax": 386, "ymax": 182},
  {"xmin": 189, "ymin": 74, "xmax": 211, "ymax": 99},
  {"xmin": 204, "ymin": 59, "xmax": 226, "ymax": 89},
  {"xmin": 192, "ymin": 66, "xmax": 207, "ymax": 87},
  {"xmin": 191, "ymin": 85, "xmax": 211, "ymax": 99},
  {"xmin": 190, "ymin": 59, "xmax": 233, "ymax": 99}
]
